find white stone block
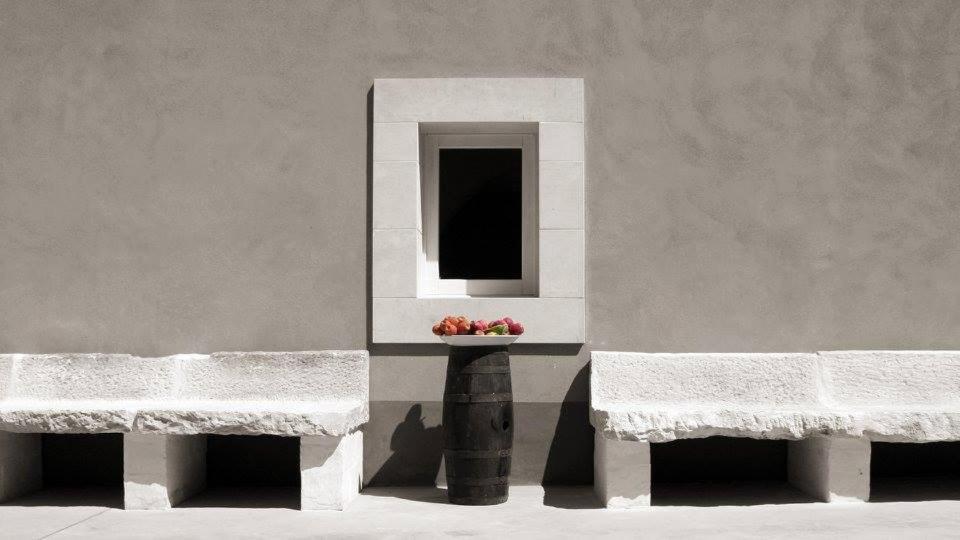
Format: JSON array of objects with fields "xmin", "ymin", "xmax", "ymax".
[
  {"xmin": 140, "ymin": 351, "xmax": 369, "ymax": 437},
  {"xmin": 374, "ymin": 78, "xmax": 583, "ymax": 123},
  {"xmin": 124, "ymin": 433, "xmax": 206, "ymax": 510},
  {"xmin": 819, "ymin": 351, "xmax": 960, "ymax": 442},
  {"xmin": 301, "ymin": 431, "xmax": 362, "ymax": 511},
  {"xmin": 0, "ymin": 402, "xmax": 139, "ymax": 433},
  {"xmin": 0, "ymin": 355, "xmax": 13, "ymax": 398},
  {"xmin": 178, "ymin": 351, "xmax": 369, "ymax": 404},
  {"xmin": 372, "ymin": 229, "xmax": 420, "ymax": 298},
  {"xmin": 373, "ymin": 122, "xmax": 419, "ymax": 162},
  {"xmin": 539, "ymin": 122, "xmax": 584, "ymax": 161},
  {"xmin": 590, "ymin": 352, "xmax": 830, "ymax": 442},
  {"xmin": 372, "ymin": 297, "xmax": 585, "ymax": 343},
  {"xmin": 591, "ymin": 352, "xmax": 822, "ymax": 409},
  {"xmin": 373, "ymin": 161, "xmax": 421, "ymax": 230},
  {"xmin": 539, "ymin": 161, "xmax": 584, "ymax": 229},
  {"xmin": 820, "ymin": 351, "xmax": 960, "ymax": 408},
  {"xmin": 0, "ymin": 351, "xmax": 368, "ymax": 438},
  {"xmin": 0, "ymin": 431, "xmax": 41, "ymax": 502},
  {"xmin": 135, "ymin": 401, "xmax": 368, "ymax": 437},
  {"xmin": 7, "ymin": 354, "xmax": 176, "ymax": 401},
  {"xmin": 788, "ymin": 436, "xmax": 870, "ymax": 503},
  {"xmin": 595, "ymin": 433, "xmax": 650, "ymax": 508},
  {"xmin": 539, "ymin": 229, "xmax": 585, "ymax": 298}
]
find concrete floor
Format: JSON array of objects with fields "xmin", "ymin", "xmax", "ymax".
[{"xmin": 2, "ymin": 484, "xmax": 960, "ymax": 539}]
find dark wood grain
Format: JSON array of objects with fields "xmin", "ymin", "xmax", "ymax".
[{"xmin": 442, "ymin": 345, "xmax": 513, "ymax": 505}]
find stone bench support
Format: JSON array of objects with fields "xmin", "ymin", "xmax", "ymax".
[
  {"xmin": 301, "ymin": 431, "xmax": 363, "ymax": 511},
  {"xmin": 594, "ymin": 433, "xmax": 650, "ymax": 508},
  {"xmin": 124, "ymin": 434, "xmax": 207, "ymax": 510},
  {"xmin": 787, "ymin": 436, "xmax": 870, "ymax": 503},
  {"xmin": 0, "ymin": 432, "xmax": 41, "ymax": 502}
]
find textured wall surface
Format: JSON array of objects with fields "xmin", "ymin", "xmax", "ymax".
[{"xmin": 2, "ymin": 0, "xmax": 959, "ymax": 483}]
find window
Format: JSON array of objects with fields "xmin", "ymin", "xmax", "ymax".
[
  {"xmin": 421, "ymin": 133, "xmax": 537, "ymax": 296},
  {"xmin": 371, "ymin": 78, "xmax": 585, "ymax": 343}
]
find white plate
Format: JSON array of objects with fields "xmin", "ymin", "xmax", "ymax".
[{"xmin": 439, "ymin": 334, "xmax": 520, "ymax": 346}]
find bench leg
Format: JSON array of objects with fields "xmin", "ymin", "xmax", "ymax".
[
  {"xmin": 124, "ymin": 434, "xmax": 206, "ymax": 510},
  {"xmin": 594, "ymin": 432, "xmax": 650, "ymax": 508},
  {"xmin": 788, "ymin": 436, "xmax": 870, "ymax": 502},
  {"xmin": 0, "ymin": 432, "xmax": 42, "ymax": 502},
  {"xmin": 301, "ymin": 431, "xmax": 362, "ymax": 511}
]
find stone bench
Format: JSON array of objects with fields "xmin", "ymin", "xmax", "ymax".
[
  {"xmin": 0, "ymin": 351, "xmax": 368, "ymax": 510},
  {"xmin": 590, "ymin": 351, "xmax": 960, "ymax": 508}
]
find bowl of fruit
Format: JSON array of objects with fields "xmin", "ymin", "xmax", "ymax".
[{"xmin": 432, "ymin": 315, "xmax": 524, "ymax": 346}]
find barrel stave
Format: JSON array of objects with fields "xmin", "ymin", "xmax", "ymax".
[{"xmin": 442, "ymin": 345, "xmax": 514, "ymax": 505}]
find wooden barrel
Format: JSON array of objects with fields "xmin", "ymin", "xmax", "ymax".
[{"xmin": 442, "ymin": 345, "xmax": 513, "ymax": 505}]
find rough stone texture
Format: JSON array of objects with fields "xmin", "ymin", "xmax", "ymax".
[
  {"xmin": 591, "ymin": 352, "xmax": 821, "ymax": 407},
  {"xmin": 592, "ymin": 351, "xmax": 960, "ymax": 443},
  {"xmin": 0, "ymin": 357, "xmax": 12, "ymax": 399},
  {"xmin": 180, "ymin": 351, "xmax": 369, "ymax": 403},
  {"xmin": 0, "ymin": 351, "xmax": 369, "ymax": 436},
  {"xmin": 821, "ymin": 351, "xmax": 960, "ymax": 407},
  {"xmin": 819, "ymin": 351, "xmax": 960, "ymax": 441},
  {"xmin": 0, "ymin": 431, "xmax": 42, "ymax": 502},
  {"xmin": 124, "ymin": 433, "xmax": 206, "ymax": 510},
  {"xmin": 0, "ymin": 402, "xmax": 138, "ymax": 433},
  {"xmin": 10, "ymin": 354, "xmax": 178, "ymax": 401},
  {"xmin": 591, "ymin": 351, "xmax": 831, "ymax": 442},
  {"xmin": 301, "ymin": 431, "xmax": 363, "ymax": 511},
  {"xmin": 135, "ymin": 401, "xmax": 367, "ymax": 437},
  {"xmin": 788, "ymin": 436, "xmax": 870, "ymax": 503},
  {"xmin": 593, "ymin": 407, "xmax": 846, "ymax": 444}
]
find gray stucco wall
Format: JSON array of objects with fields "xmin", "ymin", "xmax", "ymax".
[{"xmin": 2, "ymin": 1, "xmax": 958, "ymax": 484}]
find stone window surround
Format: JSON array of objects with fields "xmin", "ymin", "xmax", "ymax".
[{"xmin": 372, "ymin": 78, "xmax": 585, "ymax": 344}]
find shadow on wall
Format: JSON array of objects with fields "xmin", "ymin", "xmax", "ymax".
[
  {"xmin": 542, "ymin": 362, "xmax": 592, "ymax": 486},
  {"xmin": 367, "ymin": 363, "xmax": 593, "ymax": 489},
  {"xmin": 367, "ymin": 404, "xmax": 444, "ymax": 486}
]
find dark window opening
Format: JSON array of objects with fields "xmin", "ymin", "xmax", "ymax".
[
  {"xmin": 438, "ymin": 148, "xmax": 522, "ymax": 280},
  {"xmin": 651, "ymin": 437, "xmax": 813, "ymax": 506},
  {"xmin": 870, "ymin": 442, "xmax": 960, "ymax": 502}
]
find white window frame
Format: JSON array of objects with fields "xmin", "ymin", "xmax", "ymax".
[{"xmin": 421, "ymin": 133, "xmax": 538, "ymax": 297}]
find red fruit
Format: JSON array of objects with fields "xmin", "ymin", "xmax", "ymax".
[
  {"xmin": 456, "ymin": 319, "xmax": 471, "ymax": 335},
  {"xmin": 472, "ymin": 320, "xmax": 489, "ymax": 332},
  {"xmin": 508, "ymin": 321, "xmax": 524, "ymax": 335},
  {"xmin": 503, "ymin": 317, "xmax": 514, "ymax": 325},
  {"xmin": 442, "ymin": 321, "xmax": 458, "ymax": 335},
  {"xmin": 432, "ymin": 323, "xmax": 443, "ymax": 336}
]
